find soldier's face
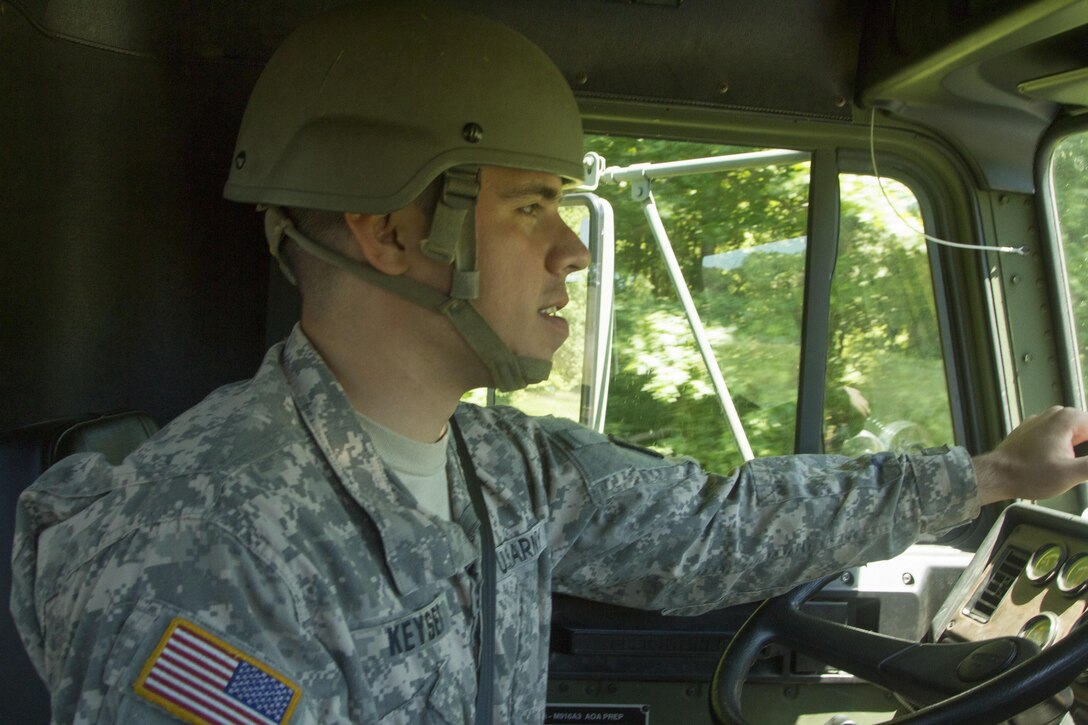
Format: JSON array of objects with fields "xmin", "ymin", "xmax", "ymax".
[{"xmin": 472, "ymin": 166, "xmax": 590, "ymax": 363}]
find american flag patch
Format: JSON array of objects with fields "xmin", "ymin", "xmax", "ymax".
[{"xmin": 133, "ymin": 617, "xmax": 301, "ymax": 725}]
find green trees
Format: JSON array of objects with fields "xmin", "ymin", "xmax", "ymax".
[
  {"xmin": 825, "ymin": 176, "xmax": 951, "ymax": 456},
  {"xmin": 587, "ymin": 135, "xmax": 809, "ymax": 470},
  {"xmin": 588, "ymin": 135, "xmax": 952, "ymax": 471},
  {"xmin": 1051, "ymin": 131, "xmax": 1088, "ymax": 397}
]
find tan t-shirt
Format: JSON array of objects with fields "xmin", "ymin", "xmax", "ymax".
[{"xmin": 357, "ymin": 412, "xmax": 451, "ymax": 521}]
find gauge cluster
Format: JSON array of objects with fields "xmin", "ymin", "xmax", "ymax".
[
  {"xmin": 933, "ymin": 504, "xmax": 1088, "ymax": 719},
  {"xmin": 1024, "ymin": 542, "xmax": 1088, "ymax": 596}
]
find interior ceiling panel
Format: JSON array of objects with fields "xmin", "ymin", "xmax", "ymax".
[
  {"xmin": 10, "ymin": 0, "xmax": 864, "ymax": 120},
  {"xmin": 858, "ymin": 0, "xmax": 1088, "ymax": 191},
  {"xmin": 456, "ymin": 0, "xmax": 864, "ymax": 119}
]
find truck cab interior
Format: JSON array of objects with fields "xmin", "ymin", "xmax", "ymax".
[{"xmin": 4, "ymin": 0, "xmax": 1088, "ymax": 723}]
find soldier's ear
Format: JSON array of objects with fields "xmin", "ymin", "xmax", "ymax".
[{"xmin": 344, "ymin": 212, "xmax": 410, "ymax": 275}]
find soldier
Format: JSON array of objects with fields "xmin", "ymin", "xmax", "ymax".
[{"xmin": 11, "ymin": 2, "xmax": 1088, "ymax": 723}]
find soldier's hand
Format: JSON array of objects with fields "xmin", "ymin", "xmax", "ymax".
[{"xmin": 972, "ymin": 406, "xmax": 1088, "ymax": 505}]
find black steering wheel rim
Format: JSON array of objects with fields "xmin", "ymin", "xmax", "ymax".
[{"xmin": 710, "ymin": 574, "xmax": 1087, "ymax": 725}]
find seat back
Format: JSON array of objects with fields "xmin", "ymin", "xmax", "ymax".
[{"xmin": 0, "ymin": 410, "xmax": 157, "ymax": 723}]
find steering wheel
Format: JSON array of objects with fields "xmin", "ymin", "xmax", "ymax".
[{"xmin": 711, "ymin": 574, "xmax": 1087, "ymax": 724}]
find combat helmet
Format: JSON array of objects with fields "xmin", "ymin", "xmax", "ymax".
[{"xmin": 224, "ymin": 1, "xmax": 585, "ymax": 391}]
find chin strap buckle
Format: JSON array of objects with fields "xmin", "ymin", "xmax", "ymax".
[
  {"xmin": 260, "ymin": 205, "xmax": 298, "ymax": 285},
  {"xmin": 421, "ymin": 167, "xmax": 479, "ymax": 265},
  {"xmin": 421, "ymin": 167, "xmax": 481, "ymax": 300}
]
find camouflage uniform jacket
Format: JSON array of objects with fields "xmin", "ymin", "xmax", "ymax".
[{"xmin": 11, "ymin": 326, "xmax": 980, "ymax": 724}]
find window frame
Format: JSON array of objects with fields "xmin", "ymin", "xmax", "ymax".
[
  {"xmin": 581, "ymin": 102, "xmax": 1004, "ymax": 457},
  {"xmin": 1037, "ymin": 114, "xmax": 1088, "ymax": 411},
  {"xmin": 1036, "ymin": 115, "xmax": 1088, "ymax": 517},
  {"xmin": 831, "ymin": 149, "xmax": 971, "ymax": 454}
]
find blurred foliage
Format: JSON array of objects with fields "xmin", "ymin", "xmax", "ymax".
[
  {"xmin": 587, "ymin": 135, "xmax": 953, "ymax": 472},
  {"xmin": 825, "ymin": 176, "xmax": 952, "ymax": 456},
  {"xmin": 587, "ymin": 135, "xmax": 809, "ymax": 472},
  {"xmin": 1052, "ymin": 131, "xmax": 1088, "ymax": 398}
]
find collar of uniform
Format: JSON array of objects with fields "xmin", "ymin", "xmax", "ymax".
[{"xmin": 278, "ymin": 325, "xmax": 477, "ymax": 597}]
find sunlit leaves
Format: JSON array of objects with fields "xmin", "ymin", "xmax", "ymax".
[
  {"xmin": 1052, "ymin": 131, "xmax": 1088, "ymax": 397},
  {"xmin": 590, "ymin": 135, "xmax": 955, "ymax": 467}
]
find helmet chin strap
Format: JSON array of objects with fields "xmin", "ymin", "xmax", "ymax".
[{"xmin": 262, "ymin": 173, "xmax": 552, "ymax": 392}]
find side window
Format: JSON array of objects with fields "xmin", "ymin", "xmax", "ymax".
[
  {"xmin": 824, "ymin": 175, "xmax": 954, "ymax": 455},
  {"xmin": 1048, "ymin": 130, "xmax": 1088, "ymax": 401},
  {"xmin": 585, "ymin": 136, "xmax": 811, "ymax": 471}
]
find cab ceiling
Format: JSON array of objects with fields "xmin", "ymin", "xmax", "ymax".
[
  {"xmin": 9, "ymin": 0, "xmax": 1088, "ymax": 190},
  {"xmin": 11, "ymin": 0, "xmax": 863, "ymax": 119}
]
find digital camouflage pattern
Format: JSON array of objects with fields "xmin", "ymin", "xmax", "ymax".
[{"xmin": 11, "ymin": 325, "xmax": 980, "ymax": 723}]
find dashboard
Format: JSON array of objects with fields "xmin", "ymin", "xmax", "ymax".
[
  {"xmin": 547, "ymin": 503, "xmax": 1088, "ymax": 723},
  {"xmin": 933, "ymin": 504, "xmax": 1088, "ymax": 722}
]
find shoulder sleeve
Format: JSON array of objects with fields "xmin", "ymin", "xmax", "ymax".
[
  {"xmin": 34, "ymin": 521, "xmax": 342, "ymax": 724},
  {"xmin": 536, "ymin": 416, "xmax": 979, "ymax": 615}
]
